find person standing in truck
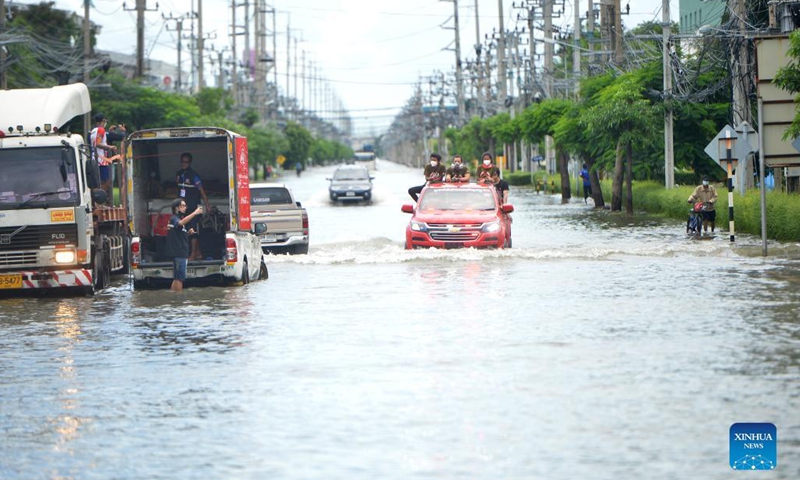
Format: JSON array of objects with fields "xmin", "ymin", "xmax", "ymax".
[
  {"xmin": 166, "ymin": 198, "xmax": 204, "ymax": 292},
  {"xmin": 90, "ymin": 113, "xmax": 120, "ymax": 203},
  {"xmin": 176, "ymin": 152, "xmax": 211, "ymax": 260}
]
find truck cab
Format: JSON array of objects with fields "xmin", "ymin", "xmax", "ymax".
[
  {"xmin": 0, "ymin": 84, "xmax": 126, "ymax": 295},
  {"xmin": 126, "ymin": 127, "xmax": 267, "ymax": 287}
]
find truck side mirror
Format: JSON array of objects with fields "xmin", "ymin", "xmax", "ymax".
[
  {"xmin": 254, "ymin": 223, "xmax": 267, "ymax": 234},
  {"xmin": 296, "ymin": 201, "xmax": 302, "ymax": 207}
]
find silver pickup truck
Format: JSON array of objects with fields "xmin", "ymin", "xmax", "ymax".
[{"xmin": 249, "ymin": 182, "xmax": 309, "ymax": 254}]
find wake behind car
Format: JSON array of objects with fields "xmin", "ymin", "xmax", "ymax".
[
  {"xmin": 327, "ymin": 165, "xmax": 373, "ymax": 203},
  {"xmin": 401, "ymin": 183, "xmax": 513, "ymax": 249}
]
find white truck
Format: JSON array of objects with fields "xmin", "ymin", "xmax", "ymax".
[
  {"xmin": 126, "ymin": 127, "xmax": 267, "ymax": 288},
  {"xmin": 249, "ymin": 182, "xmax": 309, "ymax": 254},
  {"xmin": 0, "ymin": 84, "xmax": 127, "ymax": 295}
]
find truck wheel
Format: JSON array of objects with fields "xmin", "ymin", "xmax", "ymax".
[
  {"xmin": 92, "ymin": 240, "xmax": 111, "ymax": 292},
  {"xmin": 259, "ymin": 262, "xmax": 269, "ymax": 280},
  {"xmin": 293, "ymin": 244, "xmax": 309, "ymax": 255},
  {"xmin": 133, "ymin": 280, "xmax": 147, "ymax": 290},
  {"xmin": 241, "ymin": 260, "xmax": 249, "ymax": 285}
]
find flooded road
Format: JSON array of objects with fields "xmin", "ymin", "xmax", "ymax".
[{"xmin": 2, "ymin": 160, "xmax": 799, "ymax": 479}]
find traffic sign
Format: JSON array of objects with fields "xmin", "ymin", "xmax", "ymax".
[{"xmin": 704, "ymin": 124, "xmax": 756, "ymax": 167}]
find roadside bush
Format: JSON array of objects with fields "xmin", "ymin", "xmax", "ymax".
[
  {"xmin": 504, "ymin": 171, "xmax": 533, "ymax": 185},
  {"xmin": 627, "ymin": 181, "xmax": 800, "ymax": 241}
]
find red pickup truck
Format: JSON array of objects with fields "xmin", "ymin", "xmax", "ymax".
[{"xmin": 401, "ymin": 182, "xmax": 513, "ymax": 249}]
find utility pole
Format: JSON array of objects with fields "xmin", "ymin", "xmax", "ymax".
[
  {"xmin": 573, "ymin": 0, "xmax": 581, "ymax": 98},
  {"xmin": 294, "ymin": 35, "xmax": 299, "ymax": 108},
  {"xmin": 474, "ymin": 0, "xmax": 483, "ymax": 115},
  {"xmin": 543, "ymin": 0, "xmax": 553, "ymax": 97},
  {"xmin": 164, "ymin": 14, "xmax": 186, "ymax": 93},
  {"xmin": 443, "ymin": 0, "xmax": 464, "ymax": 123},
  {"xmin": 286, "ymin": 16, "xmax": 291, "ymax": 101},
  {"xmin": 197, "ymin": 0, "xmax": 204, "ymax": 91},
  {"xmin": 244, "ymin": 0, "xmax": 250, "ymax": 83},
  {"xmin": 214, "ymin": 47, "xmax": 227, "ymax": 89},
  {"xmin": 0, "ymin": 0, "xmax": 6, "ymax": 90},
  {"xmin": 272, "ymin": 6, "xmax": 277, "ymax": 99},
  {"xmin": 587, "ymin": 0, "xmax": 595, "ymax": 65},
  {"xmin": 613, "ymin": 0, "xmax": 623, "ymax": 64},
  {"xmin": 301, "ymin": 49, "xmax": 306, "ymax": 113},
  {"xmin": 732, "ymin": 0, "xmax": 752, "ymax": 126},
  {"xmin": 231, "ymin": 0, "xmax": 239, "ymax": 104},
  {"xmin": 663, "ymin": 0, "xmax": 674, "ymax": 188},
  {"xmin": 497, "ymin": 0, "xmax": 508, "ymax": 107},
  {"xmin": 82, "ymin": 0, "xmax": 91, "ymax": 134},
  {"xmin": 124, "ymin": 0, "xmax": 158, "ymax": 79}
]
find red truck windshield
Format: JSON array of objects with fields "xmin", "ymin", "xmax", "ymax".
[{"xmin": 418, "ymin": 188, "xmax": 495, "ymax": 211}]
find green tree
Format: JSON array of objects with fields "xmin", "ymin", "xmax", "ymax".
[
  {"xmin": 519, "ymin": 99, "xmax": 573, "ymax": 202},
  {"xmin": 283, "ymin": 122, "xmax": 313, "ymax": 169},
  {"xmin": 585, "ymin": 78, "xmax": 659, "ymax": 213},
  {"xmin": 774, "ymin": 29, "xmax": 800, "ymax": 139}
]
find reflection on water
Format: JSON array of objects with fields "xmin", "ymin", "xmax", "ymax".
[{"xmin": 129, "ymin": 288, "xmax": 256, "ymax": 354}]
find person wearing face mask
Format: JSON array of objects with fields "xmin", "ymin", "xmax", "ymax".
[
  {"xmin": 476, "ymin": 152, "xmax": 499, "ymax": 184},
  {"xmin": 687, "ymin": 175, "xmax": 718, "ymax": 234},
  {"xmin": 446, "ymin": 155, "xmax": 470, "ymax": 183},
  {"xmin": 408, "ymin": 153, "xmax": 447, "ymax": 201}
]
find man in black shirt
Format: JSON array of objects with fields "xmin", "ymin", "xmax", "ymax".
[
  {"xmin": 176, "ymin": 152, "xmax": 211, "ymax": 260},
  {"xmin": 166, "ymin": 198, "xmax": 204, "ymax": 292},
  {"xmin": 491, "ymin": 170, "xmax": 509, "ymax": 204},
  {"xmin": 408, "ymin": 153, "xmax": 447, "ymax": 201}
]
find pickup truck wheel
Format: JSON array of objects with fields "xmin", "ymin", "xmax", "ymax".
[
  {"xmin": 241, "ymin": 260, "xmax": 249, "ymax": 285},
  {"xmin": 259, "ymin": 262, "xmax": 269, "ymax": 280},
  {"xmin": 404, "ymin": 240, "xmax": 411, "ymax": 250},
  {"xmin": 293, "ymin": 244, "xmax": 309, "ymax": 255}
]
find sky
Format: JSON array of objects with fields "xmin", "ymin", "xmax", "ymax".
[{"xmin": 22, "ymin": 0, "xmax": 674, "ymax": 137}]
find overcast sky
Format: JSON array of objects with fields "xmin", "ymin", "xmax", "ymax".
[{"xmin": 28, "ymin": 0, "xmax": 672, "ymax": 136}]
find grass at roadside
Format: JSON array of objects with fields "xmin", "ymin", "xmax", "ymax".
[{"xmin": 506, "ymin": 174, "xmax": 800, "ymax": 241}]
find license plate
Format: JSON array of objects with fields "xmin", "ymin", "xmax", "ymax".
[
  {"xmin": 0, "ymin": 274, "xmax": 23, "ymax": 289},
  {"xmin": 346, "ymin": 191, "xmax": 355, "ymax": 196},
  {"xmin": 263, "ymin": 234, "xmax": 277, "ymax": 242},
  {"xmin": 186, "ymin": 269, "xmax": 196, "ymax": 276},
  {"xmin": 444, "ymin": 242, "xmax": 463, "ymax": 249}
]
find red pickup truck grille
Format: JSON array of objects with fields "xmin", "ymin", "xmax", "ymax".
[{"xmin": 427, "ymin": 223, "xmax": 482, "ymax": 242}]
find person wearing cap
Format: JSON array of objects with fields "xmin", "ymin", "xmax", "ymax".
[
  {"xmin": 687, "ymin": 175, "xmax": 718, "ymax": 234},
  {"xmin": 476, "ymin": 152, "xmax": 499, "ymax": 184},
  {"xmin": 408, "ymin": 153, "xmax": 446, "ymax": 202},
  {"xmin": 165, "ymin": 198, "xmax": 204, "ymax": 292},
  {"xmin": 90, "ymin": 113, "xmax": 120, "ymax": 202}
]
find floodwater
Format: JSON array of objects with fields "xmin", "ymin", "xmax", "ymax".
[{"xmin": 1, "ymin": 160, "xmax": 799, "ymax": 479}]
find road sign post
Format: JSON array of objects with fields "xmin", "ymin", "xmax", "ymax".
[{"xmin": 718, "ymin": 128, "xmax": 739, "ymax": 243}]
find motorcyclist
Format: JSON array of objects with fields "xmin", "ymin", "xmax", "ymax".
[
  {"xmin": 446, "ymin": 155, "xmax": 470, "ymax": 183},
  {"xmin": 687, "ymin": 175, "xmax": 718, "ymax": 234}
]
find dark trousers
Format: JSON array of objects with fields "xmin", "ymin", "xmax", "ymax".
[
  {"xmin": 408, "ymin": 184, "xmax": 425, "ymax": 202},
  {"xmin": 583, "ymin": 184, "xmax": 591, "ymax": 200}
]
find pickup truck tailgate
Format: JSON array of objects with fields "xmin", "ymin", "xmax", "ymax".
[{"xmin": 252, "ymin": 209, "xmax": 302, "ymax": 232}]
